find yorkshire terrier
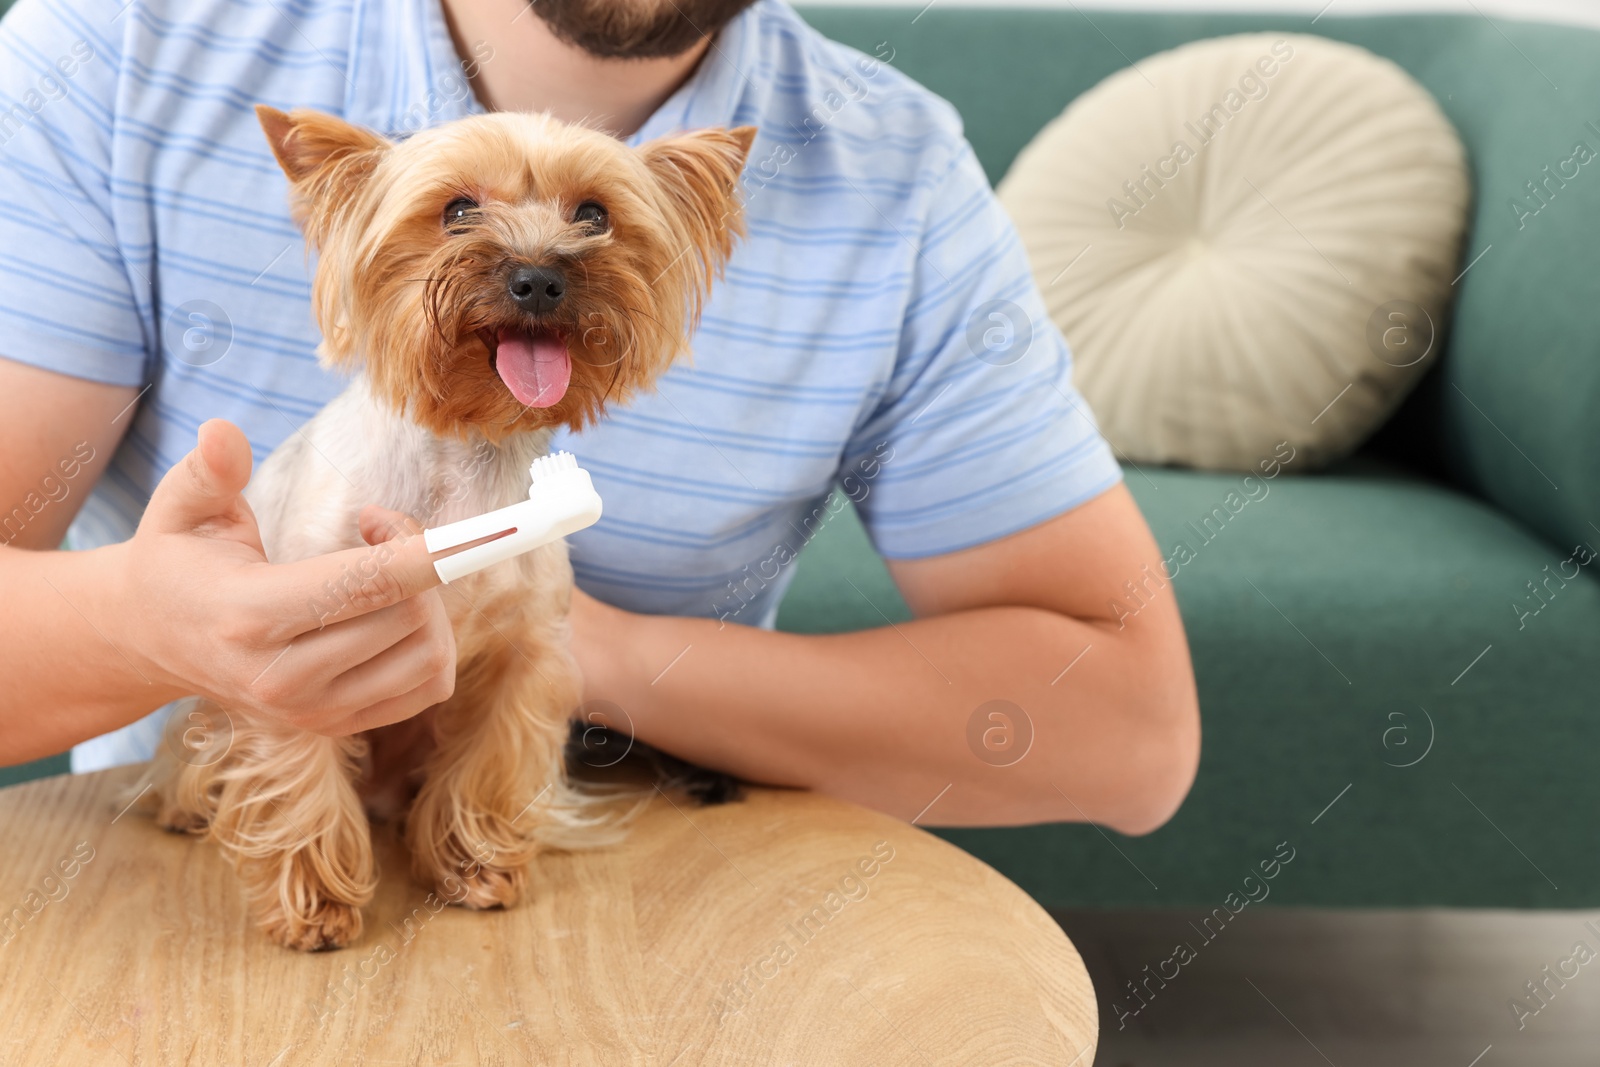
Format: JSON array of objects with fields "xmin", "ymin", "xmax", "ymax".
[{"xmin": 141, "ymin": 105, "xmax": 754, "ymax": 950}]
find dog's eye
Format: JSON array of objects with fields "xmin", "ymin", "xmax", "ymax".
[
  {"xmin": 443, "ymin": 197, "xmax": 479, "ymax": 230},
  {"xmin": 574, "ymin": 201, "xmax": 609, "ymax": 233}
]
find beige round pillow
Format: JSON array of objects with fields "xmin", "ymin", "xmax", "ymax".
[{"xmin": 999, "ymin": 33, "xmax": 1469, "ymax": 471}]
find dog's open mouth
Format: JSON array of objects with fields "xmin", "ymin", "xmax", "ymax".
[{"xmin": 484, "ymin": 327, "xmax": 571, "ymax": 408}]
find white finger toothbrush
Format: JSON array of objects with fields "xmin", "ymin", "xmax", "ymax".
[{"xmin": 423, "ymin": 451, "xmax": 603, "ymax": 583}]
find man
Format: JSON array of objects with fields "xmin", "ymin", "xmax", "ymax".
[{"xmin": 0, "ymin": 0, "xmax": 1198, "ymax": 832}]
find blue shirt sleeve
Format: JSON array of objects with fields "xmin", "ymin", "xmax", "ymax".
[
  {"xmin": 0, "ymin": 0, "xmax": 149, "ymax": 386},
  {"xmin": 844, "ymin": 141, "xmax": 1122, "ymax": 559}
]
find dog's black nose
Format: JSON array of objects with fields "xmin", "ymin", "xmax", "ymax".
[{"xmin": 507, "ymin": 266, "xmax": 566, "ymax": 314}]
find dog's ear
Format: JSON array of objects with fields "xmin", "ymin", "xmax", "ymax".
[
  {"xmin": 256, "ymin": 105, "xmax": 389, "ymax": 241},
  {"xmin": 639, "ymin": 125, "xmax": 756, "ymax": 295}
]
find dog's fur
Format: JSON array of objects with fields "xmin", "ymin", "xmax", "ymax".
[{"xmin": 142, "ymin": 106, "xmax": 753, "ymax": 951}]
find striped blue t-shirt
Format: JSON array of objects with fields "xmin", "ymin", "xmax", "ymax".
[{"xmin": 0, "ymin": 0, "xmax": 1121, "ymax": 766}]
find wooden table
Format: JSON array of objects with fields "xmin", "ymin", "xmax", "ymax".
[{"xmin": 0, "ymin": 766, "xmax": 1097, "ymax": 1065}]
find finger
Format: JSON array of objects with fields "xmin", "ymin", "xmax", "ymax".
[
  {"xmin": 319, "ymin": 674, "xmax": 453, "ymax": 737},
  {"xmin": 143, "ymin": 419, "xmax": 254, "ymax": 534},
  {"xmin": 287, "ymin": 596, "xmax": 435, "ymax": 683},
  {"xmin": 319, "ymin": 606, "xmax": 454, "ymax": 719},
  {"xmin": 268, "ymin": 522, "xmax": 444, "ymax": 634},
  {"xmin": 359, "ymin": 504, "xmax": 424, "ymax": 547}
]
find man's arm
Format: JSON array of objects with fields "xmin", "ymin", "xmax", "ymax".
[
  {"xmin": 0, "ymin": 360, "xmax": 462, "ymax": 765},
  {"xmin": 0, "ymin": 360, "xmax": 136, "ymax": 550},
  {"xmin": 571, "ymin": 483, "xmax": 1199, "ymax": 834},
  {"xmin": 0, "ymin": 360, "xmax": 169, "ymax": 758}
]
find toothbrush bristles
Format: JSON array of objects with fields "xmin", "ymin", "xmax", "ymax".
[{"xmin": 529, "ymin": 450, "xmax": 579, "ymax": 483}]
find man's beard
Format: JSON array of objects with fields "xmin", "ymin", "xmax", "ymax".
[{"xmin": 526, "ymin": 0, "xmax": 759, "ymax": 59}]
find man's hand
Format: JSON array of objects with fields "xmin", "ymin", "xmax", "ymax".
[{"xmin": 112, "ymin": 419, "xmax": 456, "ymax": 736}]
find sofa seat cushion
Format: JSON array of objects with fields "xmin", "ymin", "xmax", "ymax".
[{"xmin": 777, "ymin": 462, "xmax": 1600, "ymax": 907}]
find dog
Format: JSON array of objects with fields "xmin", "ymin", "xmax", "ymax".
[{"xmin": 142, "ymin": 105, "xmax": 754, "ymax": 951}]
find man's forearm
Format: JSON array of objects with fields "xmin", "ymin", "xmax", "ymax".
[
  {"xmin": 583, "ymin": 597, "xmax": 1198, "ymax": 833},
  {"xmin": 0, "ymin": 542, "xmax": 182, "ymax": 764}
]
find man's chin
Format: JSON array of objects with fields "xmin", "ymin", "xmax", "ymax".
[{"xmin": 525, "ymin": 0, "xmax": 759, "ymax": 60}]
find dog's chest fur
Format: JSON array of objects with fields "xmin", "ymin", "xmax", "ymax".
[{"xmin": 245, "ymin": 375, "xmax": 566, "ymax": 606}]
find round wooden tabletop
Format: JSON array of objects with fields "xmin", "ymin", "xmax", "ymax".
[{"xmin": 0, "ymin": 766, "xmax": 1097, "ymax": 1065}]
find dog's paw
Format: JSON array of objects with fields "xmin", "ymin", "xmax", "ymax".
[
  {"xmin": 260, "ymin": 899, "xmax": 365, "ymax": 952},
  {"xmin": 449, "ymin": 864, "xmax": 525, "ymax": 911}
]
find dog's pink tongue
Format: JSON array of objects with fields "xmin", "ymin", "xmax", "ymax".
[{"xmin": 495, "ymin": 330, "xmax": 570, "ymax": 408}]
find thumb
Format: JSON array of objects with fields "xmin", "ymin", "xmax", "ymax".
[{"xmin": 144, "ymin": 419, "xmax": 255, "ymax": 534}]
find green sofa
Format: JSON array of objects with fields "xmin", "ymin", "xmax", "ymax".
[
  {"xmin": 776, "ymin": 6, "xmax": 1600, "ymax": 910},
  {"xmin": 4, "ymin": 4, "xmax": 1597, "ymax": 914}
]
